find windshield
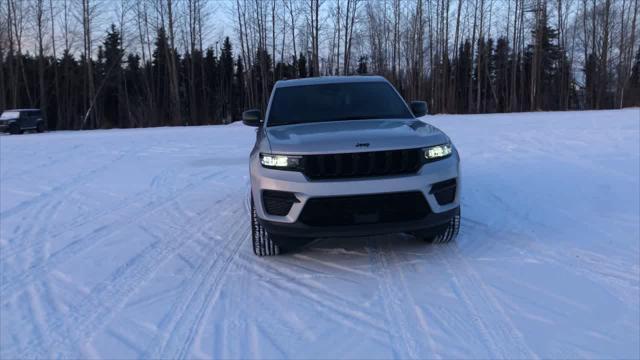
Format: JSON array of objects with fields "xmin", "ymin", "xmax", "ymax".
[
  {"xmin": 0, "ymin": 111, "xmax": 20, "ymax": 120},
  {"xmin": 267, "ymin": 81, "xmax": 413, "ymax": 126}
]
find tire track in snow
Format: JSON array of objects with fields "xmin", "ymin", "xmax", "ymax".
[
  {"xmin": 174, "ymin": 216, "xmax": 248, "ymax": 360},
  {"xmin": 464, "ymin": 218, "xmax": 639, "ymax": 305},
  {"xmin": 17, "ymin": 188, "xmax": 66, "ymax": 271},
  {"xmin": 0, "ymin": 145, "xmax": 136, "ymax": 221},
  {"xmin": 1, "ymin": 141, "xmax": 142, "ymax": 280},
  {"xmin": 366, "ymin": 240, "xmax": 419, "ymax": 359},
  {"xmin": 469, "ymin": 185, "xmax": 638, "ymax": 293},
  {"xmin": 0, "ymin": 143, "xmax": 96, "ymax": 183},
  {"xmin": 438, "ymin": 240, "xmax": 538, "ymax": 359},
  {"xmin": 139, "ymin": 185, "xmax": 247, "ymax": 357},
  {"xmin": 0, "ymin": 166, "xmax": 177, "ymax": 263},
  {"xmin": 0, "ymin": 170, "xmax": 226, "ymax": 306},
  {"xmin": 239, "ymin": 257, "xmax": 389, "ymax": 341},
  {"xmin": 0, "ymin": 140, "xmax": 173, "ymax": 261},
  {"xmin": 201, "ymin": 201, "xmax": 388, "ymax": 355},
  {"xmin": 147, "ymin": 200, "xmax": 248, "ymax": 359},
  {"xmin": 10, "ymin": 188, "xmax": 238, "ymax": 359},
  {"xmin": 385, "ymin": 241, "xmax": 441, "ymax": 359}
]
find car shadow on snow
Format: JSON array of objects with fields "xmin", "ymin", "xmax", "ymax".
[
  {"xmin": 276, "ymin": 233, "xmax": 452, "ymax": 266},
  {"xmin": 263, "ymin": 216, "xmax": 527, "ymax": 271}
]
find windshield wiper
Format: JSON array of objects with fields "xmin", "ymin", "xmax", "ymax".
[
  {"xmin": 269, "ymin": 116, "xmax": 394, "ymax": 126},
  {"xmin": 333, "ymin": 116, "xmax": 373, "ymax": 121},
  {"xmin": 268, "ymin": 121, "xmax": 304, "ymax": 127}
]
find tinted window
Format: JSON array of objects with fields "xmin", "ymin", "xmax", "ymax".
[{"xmin": 267, "ymin": 82, "xmax": 413, "ymax": 126}]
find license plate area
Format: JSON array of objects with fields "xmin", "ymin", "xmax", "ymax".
[{"xmin": 299, "ymin": 191, "xmax": 430, "ymax": 227}]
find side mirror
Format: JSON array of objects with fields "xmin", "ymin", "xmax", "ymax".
[
  {"xmin": 242, "ymin": 109, "xmax": 262, "ymax": 127},
  {"xmin": 410, "ymin": 101, "xmax": 429, "ymax": 117}
]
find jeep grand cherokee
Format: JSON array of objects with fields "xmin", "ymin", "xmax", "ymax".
[{"xmin": 243, "ymin": 76, "xmax": 460, "ymax": 256}]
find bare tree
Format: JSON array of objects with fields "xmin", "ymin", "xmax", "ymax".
[
  {"xmin": 621, "ymin": 0, "xmax": 639, "ymax": 106},
  {"xmin": 340, "ymin": 0, "xmax": 358, "ymax": 74},
  {"xmin": 309, "ymin": 0, "xmax": 321, "ymax": 76},
  {"xmin": 166, "ymin": 0, "xmax": 182, "ymax": 125},
  {"xmin": 34, "ymin": 0, "xmax": 47, "ymax": 126},
  {"xmin": 284, "ymin": 0, "xmax": 298, "ymax": 73},
  {"xmin": 49, "ymin": 0, "xmax": 61, "ymax": 128},
  {"xmin": 0, "ymin": 4, "xmax": 6, "ymax": 111},
  {"xmin": 81, "ymin": 0, "xmax": 96, "ymax": 128},
  {"xmin": 9, "ymin": 0, "xmax": 32, "ymax": 106},
  {"xmin": 596, "ymin": 0, "xmax": 612, "ymax": 109}
]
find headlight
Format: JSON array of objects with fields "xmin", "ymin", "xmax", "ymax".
[
  {"xmin": 423, "ymin": 143, "xmax": 452, "ymax": 161},
  {"xmin": 260, "ymin": 153, "xmax": 302, "ymax": 170}
]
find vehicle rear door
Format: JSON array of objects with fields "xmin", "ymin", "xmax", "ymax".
[
  {"xmin": 23, "ymin": 111, "xmax": 38, "ymax": 128},
  {"xmin": 31, "ymin": 111, "xmax": 43, "ymax": 128},
  {"xmin": 17, "ymin": 112, "xmax": 30, "ymax": 128}
]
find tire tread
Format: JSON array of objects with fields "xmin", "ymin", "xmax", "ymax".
[
  {"xmin": 429, "ymin": 209, "xmax": 461, "ymax": 244},
  {"xmin": 251, "ymin": 197, "xmax": 280, "ymax": 256}
]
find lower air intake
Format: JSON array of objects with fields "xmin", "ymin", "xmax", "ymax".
[
  {"xmin": 262, "ymin": 190, "xmax": 299, "ymax": 216},
  {"xmin": 299, "ymin": 191, "xmax": 430, "ymax": 226},
  {"xmin": 430, "ymin": 178, "xmax": 457, "ymax": 205}
]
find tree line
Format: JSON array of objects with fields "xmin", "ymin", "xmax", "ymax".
[{"xmin": 0, "ymin": 0, "xmax": 639, "ymax": 130}]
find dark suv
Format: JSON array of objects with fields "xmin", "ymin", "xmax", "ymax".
[{"xmin": 0, "ymin": 109, "xmax": 45, "ymax": 134}]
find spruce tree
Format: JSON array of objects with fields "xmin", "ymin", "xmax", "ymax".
[
  {"xmin": 357, "ymin": 56, "xmax": 368, "ymax": 74},
  {"xmin": 220, "ymin": 37, "xmax": 234, "ymax": 122},
  {"xmin": 526, "ymin": 9, "xmax": 566, "ymax": 110},
  {"xmin": 152, "ymin": 28, "xmax": 171, "ymax": 123},
  {"xmin": 493, "ymin": 37, "xmax": 510, "ymax": 112},
  {"xmin": 625, "ymin": 47, "xmax": 640, "ymax": 107},
  {"xmin": 234, "ymin": 56, "xmax": 245, "ymax": 116},
  {"xmin": 297, "ymin": 53, "xmax": 307, "ymax": 78},
  {"xmin": 102, "ymin": 24, "xmax": 124, "ymax": 127}
]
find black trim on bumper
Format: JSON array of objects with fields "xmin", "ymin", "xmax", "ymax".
[
  {"xmin": 299, "ymin": 191, "xmax": 429, "ymax": 227},
  {"xmin": 259, "ymin": 206, "xmax": 459, "ymax": 239}
]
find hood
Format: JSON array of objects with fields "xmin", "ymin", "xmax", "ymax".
[{"xmin": 265, "ymin": 119, "xmax": 449, "ymax": 155}]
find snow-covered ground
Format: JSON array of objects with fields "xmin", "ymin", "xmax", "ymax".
[{"xmin": 0, "ymin": 109, "xmax": 638, "ymax": 359}]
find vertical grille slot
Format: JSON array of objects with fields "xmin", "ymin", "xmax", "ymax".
[{"xmin": 302, "ymin": 148, "xmax": 422, "ymax": 180}]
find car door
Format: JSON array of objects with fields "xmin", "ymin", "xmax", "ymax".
[
  {"xmin": 24, "ymin": 111, "xmax": 38, "ymax": 128},
  {"xmin": 17, "ymin": 112, "xmax": 30, "ymax": 129},
  {"xmin": 32, "ymin": 111, "xmax": 43, "ymax": 128}
]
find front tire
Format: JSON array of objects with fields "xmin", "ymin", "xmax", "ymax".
[
  {"xmin": 251, "ymin": 197, "xmax": 281, "ymax": 256},
  {"xmin": 36, "ymin": 121, "xmax": 45, "ymax": 133},
  {"xmin": 414, "ymin": 208, "xmax": 460, "ymax": 244},
  {"xmin": 8, "ymin": 123, "xmax": 22, "ymax": 135}
]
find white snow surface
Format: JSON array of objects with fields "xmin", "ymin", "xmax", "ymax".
[{"xmin": 1, "ymin": 109, "xmax": 639, "ymax": 359}]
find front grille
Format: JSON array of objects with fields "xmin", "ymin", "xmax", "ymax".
[
  {"xmin": 262, "ymin": 190, "xmax": 299, "ymax": 216},
  {"xmin": 430, "ymin": 178, "xmax": 457, "ymax": 205},
  {"xmin": 302, "ymin": 148, "xmax": 422, "ymax": 180},
  {"xmin": 299, "ymin": 191, "xmax": 430, "ymax": 226}
]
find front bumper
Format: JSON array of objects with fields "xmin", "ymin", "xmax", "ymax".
[
  {"xmin": 0, "ymin": 124, "xmax": 8, "ymax": 132},
  {"xmin": 251, "ymin": 149, "xmax": 460, "ymax": 237},
  {"xmin": 260, "ymin": 206, "xmax": 458, "ymax": 238}
]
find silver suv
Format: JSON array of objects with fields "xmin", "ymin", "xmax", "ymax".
[{"xmin": 244, "ymin": 76, "xmax": 460, "ymax": 256}]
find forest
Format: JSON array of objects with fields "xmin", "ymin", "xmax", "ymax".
[{"xmin": 0, "ymin": 0, "xmax": 639, "ymax": 130}]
